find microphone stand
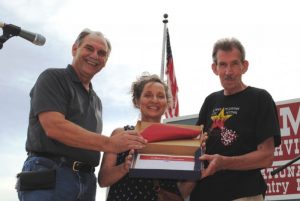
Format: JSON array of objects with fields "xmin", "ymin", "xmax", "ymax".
[
  {"xmin": 0, "ymin": 24, "xmax": 21, "ymax": 49},
  {"xmin": 271, "ymin": 155, "xmax": 300, "ymax": 176}
]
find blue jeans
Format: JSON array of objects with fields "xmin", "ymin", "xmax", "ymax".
[{"xmin": 17, "ymin": 156, "xmax": 96, "ymax": 201}]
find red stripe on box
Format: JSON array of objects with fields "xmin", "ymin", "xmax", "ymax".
[{"xmin": 139, "ymin": 155, "xmax": 194, "ymax": 162}]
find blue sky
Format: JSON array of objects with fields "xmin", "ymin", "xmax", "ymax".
[{"xmin": 1, "ymin": 0, "xmax": 299, "ymax": 200}]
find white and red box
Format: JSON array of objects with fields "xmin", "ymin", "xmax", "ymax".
[{"xmin": 129, "ymin": 121, "xmax": 203, "ymax": 180}]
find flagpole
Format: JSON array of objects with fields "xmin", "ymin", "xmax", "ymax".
[{"xmin": 160, "ymin": 13, "xmax": 168, "ymax": 81}]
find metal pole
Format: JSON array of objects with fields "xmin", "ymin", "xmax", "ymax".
[{"xmin": 160, "ymin": 14, "xmax": 168, "ymax": 80}]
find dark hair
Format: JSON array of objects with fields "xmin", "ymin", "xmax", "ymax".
[
  {"xmin": 131, "ymin": 72, "xmax": 172, "ymax": 108},
  {"xmin": 74, "ymin": 28, "xmax": 111, "ymax": 56},
  {"xmin": 212, "ymin": 37, "xmax": 245, "ymax": 64}
]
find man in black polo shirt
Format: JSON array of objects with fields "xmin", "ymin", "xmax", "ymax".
[{"xmin": 17, "ymin": 28, "xmax": 147, "ymax": 201}]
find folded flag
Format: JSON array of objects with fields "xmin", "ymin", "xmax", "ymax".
[{"xmin": 140, "ymin": 123, "xmax": 201, "ymax": 142}]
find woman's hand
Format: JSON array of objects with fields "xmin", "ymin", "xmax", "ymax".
[{"xmin": 122, "ymin": 149, "xmax": 135, "ymax": 173}]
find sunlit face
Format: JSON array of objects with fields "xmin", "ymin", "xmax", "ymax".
[
  {"xmin": 136, "ymin": 82, "xmax": 168, "ymax": 122},
  {"xmin": 212, "ymin": 48, "xmax": 248, "ymax": 95},
  {"xmin": 71, "ymin": 33, "xmax": 109, "ymax": 82}
]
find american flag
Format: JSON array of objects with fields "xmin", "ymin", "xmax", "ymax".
[{"xmin": 165, "ymin": 28, "xmax": 179, "ymax": 118}]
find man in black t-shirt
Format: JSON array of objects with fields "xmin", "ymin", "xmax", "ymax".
[
  {"xmin": 17, "ymin": 28, "xmax": 146, "ymax": 201},
  {"xmin": 189, "ymin": 38, "xmax": 281, "ymax": 201}
]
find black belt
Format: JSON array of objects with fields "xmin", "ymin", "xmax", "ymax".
[{"xmin": 28, "ymin": 152, "xmax": 95, "ymax": 173}]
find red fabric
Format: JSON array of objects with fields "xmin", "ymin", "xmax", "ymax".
[
  {"xmin": 165, "ymin": 28, "xmax": 179, "ymax": 118},
  {"xmin": 140, "ymin": 124, "xmax": 199, "ymax": 142}
]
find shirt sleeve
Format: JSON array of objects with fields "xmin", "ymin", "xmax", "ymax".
[
  {"xmin": 255, "ymin": 90, "xmax": 281, "ymax": 147},
  {"xmin": 30, "ymin": 69, "xmax": 69, "ymax": 116}
]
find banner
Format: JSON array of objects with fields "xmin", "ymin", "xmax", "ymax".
[{"xmin": 263, "ymin": 98, "xmax": 300, "ymax": 200}]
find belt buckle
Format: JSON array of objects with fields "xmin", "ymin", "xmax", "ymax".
[{"xmin": 72, "ymin": 161, "xmax": 81, "ymax": 172}]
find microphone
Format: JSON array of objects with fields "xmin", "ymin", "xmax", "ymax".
[
  {"xmin": 0, "ymin": 21, "xmax": 46, "ymax": 46},
  {"xmin": 271, "ymin": 155, "xmax": 300, "ymax": 176}
]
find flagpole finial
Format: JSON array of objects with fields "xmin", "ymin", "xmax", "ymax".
[{"xmin": 163, "ymin": 13, "xmax": 168, "ymax": 24}]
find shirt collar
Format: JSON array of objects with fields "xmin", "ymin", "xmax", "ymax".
[{"xmin": 67, "ymin": 64, "xmax": 94, "ymax": 90}]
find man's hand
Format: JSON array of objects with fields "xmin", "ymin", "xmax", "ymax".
[
  {"xmin": 200, "ymin": 154, "xmax": 224, "ymax": 178},
  {"xmin": 200, "ymin": 137, "xmax": 276, "ymax": 179},
  {"xmin": 199, "ymin": 131, "xmax": 208, "ymax": 149},
  {"xmin": 108, "ymin": 130, "xmax": 147, "ymax": 153}
]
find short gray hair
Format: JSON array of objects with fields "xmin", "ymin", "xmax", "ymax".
[
  {"xmin": 212, "ymin": 37, "xmax": 245, "ymax": 64},
  {"xmin": 74, "ymin": 28, "xmax": 111, "ymax": 56}
]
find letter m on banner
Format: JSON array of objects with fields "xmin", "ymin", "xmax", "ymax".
[{"xmin": 165, "ymin": 28, "xmax": 179, "ymax": 118}]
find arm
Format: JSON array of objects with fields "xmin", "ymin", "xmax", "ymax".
[
  {"xmin": 201, "ymin": 136, "xmax": 275, "ymax": 178},
  {"xmin": 98, "ymin": 128, "xmax": 134, "ymax": 187},
  {"xmin": 177, "ymin": 181, "xmax": 196, "ymax": 199},
  {"xmin": 39, "ymin": 111, "xmax": 146, "ymax": 153}
]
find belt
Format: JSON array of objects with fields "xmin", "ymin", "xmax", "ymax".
[{"xmin": 28, "ymin": 152, "xmax": 95, "ymax": 173}]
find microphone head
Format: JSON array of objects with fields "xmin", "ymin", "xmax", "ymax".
[
  {"xmin": 19, "ymin": 29, "xmax": 46, "ymax": 46},
  {"xmin": 33, "ymin": 34, "xmax": 46, "ymax": 46}
]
